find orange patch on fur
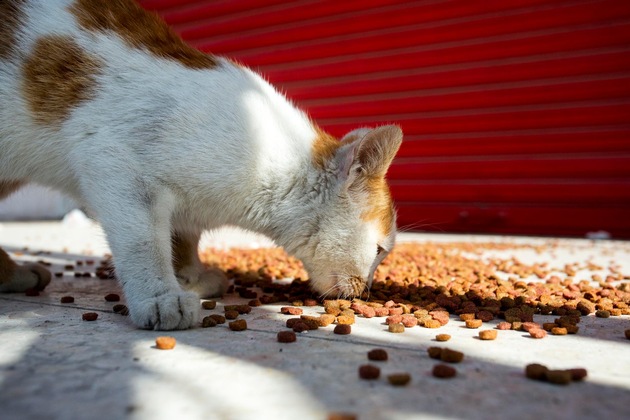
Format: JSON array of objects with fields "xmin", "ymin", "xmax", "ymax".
[
  {"xmin": 22, "ymin": 35, "xmax": 101, "ymax": 126},
  {"xmin": 311, "ymin": 128, "xmax": 340, "ymax": 169},
  {"xmin": 362, "ymin": 177, "xmax": 395, "ymax": 236},
  {"xmin": 70, "ymin": 0, "xmax": 217, "ymax": 70},
  {"xmin": 0, "ymin": 0, "xmax": 25, "ymax": 59}
]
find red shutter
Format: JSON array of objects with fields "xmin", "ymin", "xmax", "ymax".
[{"xmin": 139, "ymin": 0, "xmax": 630, "ymax": 238}]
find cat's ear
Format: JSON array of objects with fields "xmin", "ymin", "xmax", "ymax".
[{"xmin": 338, "ymin": 125, "xmax": 403, "ymax": 182}]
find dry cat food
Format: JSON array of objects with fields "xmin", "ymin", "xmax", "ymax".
[
  {"xmin": 281, "ymin": 306, "xmax": 303, "ymax": 315},
  {"xmin": 435, "ymin": 334, "xmax": 451, "ymax": 342},
  {"xmin": 625, "ymin": 329, "xmax": 630, "ymax": 340},
  {"xmin": 478, "ymin": 330, "xmax": 498, "ymax": 340},
  {"xmin": 60, "ymin": 296, "xmax": 75, "ymax": 303},
  {"xmin": 367, "ymin": 349, "xmax": 388, "ymax": 361},
  {"xmin": 440, "ymin": 348, "xmax": 464, "ymax": 363},
  {"xmin": 224, "ymin": 310, "xmax": 239, "ymax": 320},
  {"xmin": 277, "ymin": 331, "xmax": 297, "ymax": 343},
  {"xmin": 432, "ymin": 364, "xmax": 457, "ymax": 379},
  {"xmin": 155, "ymin": 336, "xmax": 176, "ymax": 350},
  {"xmin": 202, "ymin": 316, "xmax": 218, "ymax": 328},
  {"xmin": 334, "ymin": 324, "xmax": 351, "ymax": 335},
  {"xmin": 388, "ymin": 323, "xmax": 405, "ymax": 333},
  {"xmin": 229, "ymin": 319, "xmax": 247, "ymax": 331},
  {"xmin": 104, "ymin": 293, "xmax": 120, "ymax": 302},
  {"xmin": 82, "ymin": 312, "xmax": 98, "ymax": 321},
  {"xmin": 529, "ymin": 328, "xmax": 547, "ymax": 339},
  {"xmin": 208, "ymin": 314, "xmax": 226, "ymax": 324},
  {"xmin": 201, "ymin": 300, "xmax": 217, "ymax": 310},
  {"xmin": 525, "ymin": 363, "xmax": 587, "ymax": 385},
  {"xmin": 387, "ymin": 373, "xmax": 411, "ymax": 386},
  {"xmin": 551, "ymin": 327, "xmax": 568, "ymax": 335},
  {"xmin": 358, "ymin": 364, "xmax": 381, "ymax": 380},
  {"xmin": 465, "ymin": 319, "xmax": 483, "ymax": 329}
]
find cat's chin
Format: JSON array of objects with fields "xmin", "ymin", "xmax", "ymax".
[{"xmin": 311, "ymin": 274, "xmax": 367, "ymax": 300}]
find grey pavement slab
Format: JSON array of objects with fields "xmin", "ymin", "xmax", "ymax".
[{"xmin": 0, "ymin": 222, "xmax": 629, "ymax": 420}]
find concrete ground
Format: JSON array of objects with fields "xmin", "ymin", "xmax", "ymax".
[{"xmin": 0, "ymin": 221, "xmax": 628, "ymax": 420}]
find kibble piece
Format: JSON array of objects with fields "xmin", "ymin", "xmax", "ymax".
[
  {"xmin": 334, "ymin": 324, "xmax": 351, "ymax": 335},
  {"xmin": 423, "ymin": 319, "xmax": 441, "ymax": 329},
  {"xmin": 496, "ymin": 322, "xmax": 511, "ymax": 330},
  {"xmin": 248, "ymin": 299, "xmax": 261, "ymax": 307},
  {"xmin": 209, "ymin": 314, "xmax": 226, "ymax": 324},
  {"xmin": 479, "ymin": 330, "xmax": 498, "ymax": 340},
  {"xmin": 625, "ymin": 329, "xmax": 630, "ymax": 340},
  {"xmin": 387, "ymin": 373, "xmax": 411, "ymax": 386},
  {"xmin": 327, "ymin": 413, "xmax": 357, "ymax": 420},
  {"xmin": 286, "ymin": 318, "xmax": 302, "ymax": 328},
  {"xmin": 525, "ymin": 363, "xmax": 548, "ymax": 380},
  {"xmin": 465, "ymin": 319, "xmax": 482, "ymax": 329},
  {"xmin": 595, "ymin": 309, "xmax": 610, "ymax": 318},
  {"xmin": 435, "ymin": 334, "xmax": 451, "ymax": 342},
  {"xmin": 432, "ymin": 364, "xmax": 457, "ymax": 379},
  {"xmin": 374, "ymin": 307, "xmax": 390, "ymax": 317},
  {"xmin": 60, "ymin": 296, "xmax": 75, "ymax": 304},
  {"xmin": 522, "ymin": 322, "xmax": 541, "ymax": 332},
  {"xmin": 292, "ymin": 322, "xmax": 310, "ymax": 333},
  {"xmin": 277, "ymin": 331, "xmax": 297, "ymax": 343},
  {"xmin": 104, "ymin": 293, "xmax": 120, "ymax": 302},
  {"xmin": 201, "ymin": 300, "xmax": 217, "ymax": 310},
  {"xmin": 367, "ymin": 349, "xmax": 388, "ymax": 361},
  {"xmin": 551, "ymin": 327, "xmax": 568, "ymax": 335},
  {"xmin": 229, "ymin": 319, "xmax": 247, "ymax": 331},
  {"xmin": 459, "ymin": 313, "xmax": 476, "ymax": 321},
  {"xmin": 82, "ymin": 312, "xmax": 98, "ymax": 321},
  {"xmin": 358, "ymin": 364, "xmax": 380, "ymax": 380},
  {"xmin": 401, "ymin": 316, "xmax": 418, "ymax": 328},
  {"xmin": 202, "ymin": 316, "xmax": 218, "ymax": 328},
  {"xmin": 388, "ymin": 323, "xmax": 405, "ymax": 333},
  {"xmin": 476, "ymin": 310, "xmax": 494, "ymax": 322},
  {"xmin": 545, "ymin": 369, "xmax": 572, "ymax": 385},
  {"xmin": 225, "ymin": 310, "xmax": 239, "ymax": 320},
  {"xmin": 440, "ymin": 348, "xmax": 464, "ymax": 363},
  {"xmin": 317, "ymin": 314, "xmax": 336, "ymax": 327},
  {"xmin": 281, "ymin": 306, "xmax": 303, "ymax": 315},
  {"xmin": 568, "ymin": 368, "xmax": 588, "ymax": 381},
  {"xmin": 529, "ymin": 328, "xmax": 547, "ymax": 339},
  {"xmin": 386, "ymin": 314, "xmax": 403, "ymax": 325},
  {"xmin": 427, "ymin": 347, "xmax": 443, "ymax": 359},
  {"xmin": 336, "ymin": 315, "xmax": 355, "ymax": 325},
  {"xmin": 155, "ymin": 336, "xmax": 176, "ymax": 350}
]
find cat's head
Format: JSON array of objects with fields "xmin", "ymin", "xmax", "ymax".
[{"xmin": 298, "ymin": 125, "xmax": 403, "ymax": 299}]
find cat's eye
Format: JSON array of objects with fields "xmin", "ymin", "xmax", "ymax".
[{"xmin": 377, "ymin": 245, "xmax": 385, "ymax": 256}]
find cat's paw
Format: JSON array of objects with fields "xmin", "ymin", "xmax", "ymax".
[
  {"xmin": 177, "ymin": 267, "xmax": 228, "ymax": 298},
  {"xmin": 129, "ymin": 290, "xmax": 199, "ymax": 330}
]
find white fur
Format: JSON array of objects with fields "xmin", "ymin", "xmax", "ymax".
[{"xmin": 0, "ymin": 0, "xmax": 401, "ymax": 330}]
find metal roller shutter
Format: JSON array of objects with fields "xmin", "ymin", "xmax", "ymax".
[{"xmin": 139, "ymin": 0, "xmax": 630, "ymax": 238}]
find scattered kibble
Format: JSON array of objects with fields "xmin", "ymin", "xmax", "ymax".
[
  {"xmin": 479, "ymin": 330, "xmax": 498, "ymax": 340},
  {"xmin": 525, "ymin": 363, "xmax": 588, "ymax": 385},
  {"xmin": 155, "ymin": 336, "xmax": 176, "ymax": 350},
  {"xmin": 358, "ymin": 364, "xmax": 380, "ymax": 380},
  {"xmin": 82, "ymin": 312, "xmax": 98, "ymax": 321},
  {"xmin": 432, "ymin": 364, "xmax": 457, "ymax": 379},
  {"xmin": 334, "ymin": 324, "xmax": 351, "ymax": 335},
  {"xmin": 435, "ymin": 334, "xmax": 451, "ymax": 342},
  {"xmin": 277, "ymin": 331, "xmax": 297, "ymax": 343},
  {"xmin": 367, "ymin": 349, "xmax": 388, "ymax": 361},
  {"xmin": 104, "ymin": 293, "xmax": 120, "ymax": 302},
  {"xmin": 60, "ymin": 296, "xmax": 74, "ymax": 303},
  {"xmin": 440, "ymin": 348, "xmax": 464, "ymax": 363},
  {"xmin": 551, "ymin": 327, "xmax": 568, "ymax": 335},
  {"xmin": 224, "ymin": 310, "xmax": 239, "ymax": 320},
  {"xmin": 465, "ymin": 319, "xmax": 482, "ymax": 329},
  {"xmin": 388, "ymin": 323, "xmax": 405, "ymax": 333},
  {"xmin": 208, "ymin": 314, "xmax": 226, "ymax": 324},
  {"xmin": 202, "ymin": 316, "xmax": 218, "ymax": 328},
  {"xmin": 529, "ymin": 328, "xmax": 547, "ymax": 339},
  {"xmin": 387, "ymin": 373, "xmax": 411, "ymax": 386},
  {"xmin": 229, "ymin": 319, "xmax": 247, "ymax": 331},
  {"xmin": 281, "ymin": 306, "xmax": 302, "ymax": 315},
  {"xmin": 201, "ymin": 300, "xmax": 216, "ymax": 310}
]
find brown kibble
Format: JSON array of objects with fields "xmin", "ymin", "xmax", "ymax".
[
  {"xmin": 388, "ymin": 323, "xmax": 405, "ymax": 333},
  {"xmin": 229, "ymin": 319, "xmax": 247, "ymax": 331},
  {"xmin": 327, "ymin": 412, "xmax": 357, "ymax": 420},
  {"xmin": 280, "ymin": 306, "xmax": 303, "ymax": 315},
  {"xmin": 435, "ymin": 334, "xmax": 451, "ymax": 342},
  {"xmin": 82, "ymin": 312, "xmax": 98, "ymax": 321},
  {"xmin": 440, "ymin": 348, "xmax": 464, "ymax": 363},
  {"xmin": 525, "ymin": 363, "xmax": 548, "ymax": 380},
  {"xmin": 476, "ymin": 310, "xmax": 494, "ymax": 322},
  {"xmin": 292, "ymin": 322, "xmax": 310, "ymax": 333},
  {"xmin": 432, "ymin": 364, "xmax": 457, "ymax": 379},
  {"xmin": 202, "ymin": 316, "xmax": 217, "ymax": 328},
  {"xmin": 529, "ymin": 328, "xmax": 547, "ymax": 339},
  {"xmin": 625, "ymin": 329, "xmax": 630, "ymax": 340},
  {"xmin": 299, "ymin": 317, "xmax": 320, "ymax": 330},
  {"xmin": 60, "ymin": 296, "xmax": 75, "ymax": 303},
  {"xmin": 155, "ymin": 336, "xmax": 176, "ymax": 350},
  {"xmin": 387, "ymin": 373, "xmax": 411, "ymax": 386},
  {"xmin": 248, "ymin": 299, "xmax": 261, "ymax": 307},
  {"xmin": 595, "ymin": 309, "xmax": 610, "ymax": 318},
  {"xmin": 225, "ymin": 310, "xmax": 239, "ymax": 320},
  {"xmin": 427, "ymin": 347, "xmax": 443, "ymax": 359},
  {"xmin": 367, "ymin": 349, "xmax": 388, "ymax": 361},
  {"xmin": 551, "ymin": 327, "xmax": 568, "ymax": 335},
  {"xmin": 277, "ymin": 331, "xmax": 297, "ymax": 343},
  {"xmin": 201, "ymin": 300, "xmax": 216, "ymax": 310},
  {"xmin": 358, "ymin": 364, "xmax": 380, "ymax": 380},
  {"xmin": 545, "ymin": 369, "xmax": 572, "ymax": 385},
  {"xmin": 208, "ymin": 314, "xmax": 226, "ymax": 324},
  {"xmin": 459, "ymin": 313, "xmax": 476, "ymax": 321},
  {"xmin": 334, "ymin": 324, "xmax": 351, "ymax": 335},
  {"xmin": 479, "ymin": 330, "xmax": 498, "ymax": 340},
  {"xmin": 104, "ymin": 293, "xmax": 120, "ymax": 302},
  {"xmin": 465, "ymin": 319, "xmax": 482, "ymax": 329}
]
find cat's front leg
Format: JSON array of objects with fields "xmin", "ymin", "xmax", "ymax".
[
  {"xmin": 172, "ymin": 232, "xmax": 228, "ymax": 298},
  {"xmin": 87, "ymin": 185, "xmax": 199, "ymax": 330}
]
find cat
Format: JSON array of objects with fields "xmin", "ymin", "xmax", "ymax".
[{"xmin": 0, "ymin": 0, "xmax": 402, "ymax": 330}]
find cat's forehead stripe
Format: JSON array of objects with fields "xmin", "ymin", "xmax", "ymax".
[
  {"xmin": 70, "ymin": 0, "xmax": 217, "ymax": 70},
  {"xmin": 0, "ymin": 0, "xmax": 25, "ymax": 59},
  {"xmin": 22, "ymin": 35, "xmax": 101, "ymax": 126},
  {"xmin": 363, "ymin": 177, "xmax": 395, "ymax": 237},
  {"xmin": 311, "ymin": 128, "xmax": 340, "ymax": 169}
]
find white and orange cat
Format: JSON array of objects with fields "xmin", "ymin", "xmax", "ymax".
[{"xmin": 0, "ymin": 0, "xmax": 402, "ymax": 330}]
